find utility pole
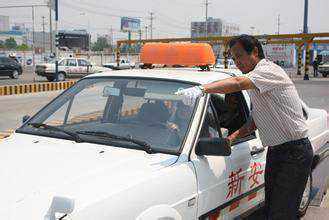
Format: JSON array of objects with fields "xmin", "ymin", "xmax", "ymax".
[
  {"xmin": 204, "ymin": 0, "xmax": 210, "ymax": 38},
  {"xmin": 145, "ymin": 25, "xmax": 148, "ymax": 40},
  {"xmin": 55, "ymin": 0, "xmax": 59, "ymax": 81},
  {"xmin": 49, "ymin": 1, "xmax": 53, "ymax": 54},
  {"xmin": 149, "ymin": 12, "xmax": 154, "ymax": 39},
  {"xmin": 303, "ymin": 0, "xmax": 308, "ymax": 33},
  {"xmin": 42, "ymin": 16, "xmax": 46, "ymax": 55},
  {"xmin": 277, "ymin": 14, "xmax": 280, "ymax": 35},
  {"xmin": 32, "ymin": 6, "xmax": 35, "ymax": 67},
  {"xmin": 110, "ymin": 26, "xmax": 114, "ymax": 52},
  {"xmin": 0, "ymin": 4, "xmax": 48, "ymax": 65}
]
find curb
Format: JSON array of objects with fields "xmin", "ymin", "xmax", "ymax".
[{"xmin": 0, "ymin": 81, "xmax": 76, "ymax": 96}]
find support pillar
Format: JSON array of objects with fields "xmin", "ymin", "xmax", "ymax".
[
  {"xmin": 297, "ymin": 45, "xmax": 303, "ymax": 75},
  {"xmin": 223, "ymin": 43, "xmax": 229, "ymax": 69},
  {"xmin": 304, "ymin": 43, "xmax": 311, "ymax": 80}
]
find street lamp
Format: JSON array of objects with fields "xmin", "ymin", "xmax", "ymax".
[{"xmin": 80, "ymin": 12, "xmax": 91, "ymax": 54}]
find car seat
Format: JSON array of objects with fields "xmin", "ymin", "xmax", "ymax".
[{"xmin": 138, "ymin": 101, "xmax": 170, "ymax": 125}]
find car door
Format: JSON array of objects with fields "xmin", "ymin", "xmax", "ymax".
[
  {"xmin": 3, "ymin": 58, "xmax": 15, "ymax": 75},
  {"xmin": 66, "ymin": 58, "xmax": 79, "ymax": 77},
  {"xmin": 77, "ymin": 59, "xmax": 89, "ymax": 75},
  {"xmin": 191, "ymin": 93, "xmax": 266, "ymax": 219},
  {"xmin": 0, "ymin": 57, "xmax": 8, "ymax": 75}
]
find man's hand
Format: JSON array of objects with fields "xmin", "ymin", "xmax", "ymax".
[{"xmin": 175, "ymin": 86, "xmax": 203, "ymax": 105}]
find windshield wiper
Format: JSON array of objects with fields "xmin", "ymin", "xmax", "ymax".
[
  {"xmin": 77, "ymin": 131, "xmax": 154, "ymax": 154},
  {"xmin": 28, "ymin": 123, "xmax": 83, "ymax": 143}
]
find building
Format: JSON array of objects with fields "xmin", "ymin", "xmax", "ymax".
[
  {"xmin": 26, "ymin": 31, "xmax": 53, "ymax": 53},
  {"xmin": 57, "ymin": 30, "xmax": 90, "ymax": 52},
  {"xmin": 12, "ymin": 23, "xmax": 27, "ymax": 32},
  {"xmin": 0, "ymin": 15, "xmax": 9, "ymax": 32},
  {"xmin": 0, "ymin": 31, "xmax": 26, "ymax": 45},
  {"xmin": 191, "ymin": 17, "xmax": 240, "ymax": 38},
  {"xmin": 221, "ymin": 22, "xmax": 240, "ymax": 36}
]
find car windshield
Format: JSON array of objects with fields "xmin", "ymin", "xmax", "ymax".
[{"xmin": 17, "ymin": 77, "xmax": 198, "ymax": 154}]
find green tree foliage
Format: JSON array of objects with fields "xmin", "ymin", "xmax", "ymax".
[
  {"xmin": 16, "ymin": 44, "xmax": 30, "ymax": 51},
  {"xmin": 4, "ymin": 37, "xmax": 17, "ymax": 49},
  {"xmin": 91, "ymin": 37, "xmax": 109, "ymax": 51}
]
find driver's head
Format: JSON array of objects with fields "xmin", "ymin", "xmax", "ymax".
[{"xmin": 225, "ymin": 94, "xmax": 239, "ymax": 112}]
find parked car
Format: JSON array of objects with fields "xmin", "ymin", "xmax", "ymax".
[
  {"xmin": 318, "ymin": 62, "xmax": 329, "ymax": 77},
  {"xmin": 0, "ymin": 57, "xmax": 22, "ymax": 79},
  {"xmin": 35, "ymin": 58, "xmax": 107, "ymax": 81},
  {"xmin": 103, "ymin": 59, "xmax": 136, "ymax": 70},
  {"xmin": 26, "ymin": 58, "xmax": 33, "ymax": 66},
  {"xmin": 1, "ymin": 66, "xmax": 327, "ymax": 219}
]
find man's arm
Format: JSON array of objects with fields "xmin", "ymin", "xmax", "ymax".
[
  {"xmin": 227, "ymin": 117, "xmax": 257, "ymax": 144},
  {"xmin": 203, "ymin": 76, "xmax": 256, "ymax": 94}
]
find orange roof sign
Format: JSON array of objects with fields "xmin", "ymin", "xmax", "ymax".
[{"xmin": 140, "ymin": 43, "xmax": 216, "ymax": 67}]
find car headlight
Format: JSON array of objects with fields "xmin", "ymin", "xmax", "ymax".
[{"xmin": 44, "ymin": 196, "xmax": 75, "ymax": 220}]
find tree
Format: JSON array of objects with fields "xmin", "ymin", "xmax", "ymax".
[
  {"xmin": 4, "ymin": 37, "xmax": 17, "ymax": 49},
  {"xmin": 16, "ymin": 44, "xmax": 30, "ymax": 51},
  {"xmin": 91, "ymin": 37, "xmax": 109, "ymax": 51}
]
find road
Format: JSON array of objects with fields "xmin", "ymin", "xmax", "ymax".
[
  {"xmin": 0, "ymin": 74, "xmax": 328, "ymax": 219},
  {"xmin": 0, "ymin": 91, "xmax": 61, "ymax": 131},
  {"xmin": 0, "ymin": 67, "xmax": 48, "ymax": 86}
]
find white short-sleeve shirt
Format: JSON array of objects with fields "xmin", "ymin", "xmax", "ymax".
[{"xmin": 245, "ymin": 59, "xmax": 308, "ymax": 146}]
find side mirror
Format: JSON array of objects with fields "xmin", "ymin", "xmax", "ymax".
[
  {"xmin": 195, "ymin": 137, "xmax": 231, "ymax": 156},
  {"xmin": 22, "ymin": 115, "xmax": 30, "ymax": 124}
]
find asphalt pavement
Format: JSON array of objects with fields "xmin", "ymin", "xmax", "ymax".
[{"xmin": 0, "ymin": 66, "xmax": 48, "ymax": 86}]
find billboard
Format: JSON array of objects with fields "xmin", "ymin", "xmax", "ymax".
[
  {"xmin": 121, "ymin": 17, "xmax": 141, "ymax": 32},
  {"xmin": 58, "ymin": 31, "xmax": 90, "ymax": 51}
]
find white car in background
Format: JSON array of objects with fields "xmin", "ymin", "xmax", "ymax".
[
  {"xmin": 1, "ymin": 67, "xmax": 328, "ymax": 220},
  {"xmin": 214, "ymin": 58, "xmax": 237, "ymax": 69},
  {"xmin": 103, "ymin": 59, "xmax": 136, "ymax": 70},
  {"xmin": 35, "ymin": 58, "xmax": 107, "ymax": 81}
]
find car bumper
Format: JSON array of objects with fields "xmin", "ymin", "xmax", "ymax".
[
  {"xmin": 35, "ymin": 71, "xmax": 54, "ymax": 77},
  {"xmin": 318, "ymin": 68, "xmax": 329, "ymax": 73}
]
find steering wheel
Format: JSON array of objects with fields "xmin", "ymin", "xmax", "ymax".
[{"xmin": 165, "ymin": 128, "xmax": 181, "ymax": 147}]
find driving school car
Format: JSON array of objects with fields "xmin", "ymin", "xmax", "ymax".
[
  {"xmin": 1, "ymin": 44, "xmax": 329, "ymax": 220},
  {"xmin": 35, "ymin": 58, "xmax": 107, "ymax": 82}
]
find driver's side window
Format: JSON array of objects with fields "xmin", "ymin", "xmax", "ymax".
[{"xmin": 199, "ymin": 104, "xmax": 221, "ymax": 139}]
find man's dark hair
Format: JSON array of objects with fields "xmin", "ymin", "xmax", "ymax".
[{"xmin": 229, "ymin": 34, "xmax": 265, "ymax": 59}]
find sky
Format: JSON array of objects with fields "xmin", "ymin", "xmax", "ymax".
[{"xmin": 1, "ymin": 0, "xmax": 328, "ymax": 41}]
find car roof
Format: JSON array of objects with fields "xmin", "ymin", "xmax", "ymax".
[{"xmin": 86, "ymin": 68, "xmax": 242, "ymax": 84}]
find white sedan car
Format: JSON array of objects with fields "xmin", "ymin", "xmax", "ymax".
[
  {"xmin": 2, "ymin": 68, "xmax": 329, "ymax": 220},
  {"xmin": 35, "ymin": 58, "xmax": 107, "ymax": 81}
]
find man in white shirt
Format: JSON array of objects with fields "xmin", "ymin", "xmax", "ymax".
[{"xmin": 176, "ymin": 35, "xmax": 313, "ymax": 220}]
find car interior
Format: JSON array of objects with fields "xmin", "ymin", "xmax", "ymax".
[{"xmin": 198, "ymin": 92, "xmax": 254, "ymax": 144}]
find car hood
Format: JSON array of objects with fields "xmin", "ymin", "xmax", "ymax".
[{"xmin": 0, "ymin": 133, "xmax": 178, "ymax": 219}]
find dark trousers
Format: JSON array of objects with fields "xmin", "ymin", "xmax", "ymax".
[
  {"xmin": 313, "ymin": 67, "xmax": 318, "ymax": 77},
  {"xmin": 264, "ymin": 138, "xmax": 313, "ymax": 220}
]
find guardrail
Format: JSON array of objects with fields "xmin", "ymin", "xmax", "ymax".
[{"xmin": 0, "ymin": 81, "xmax": 76, "ymax": 96}]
